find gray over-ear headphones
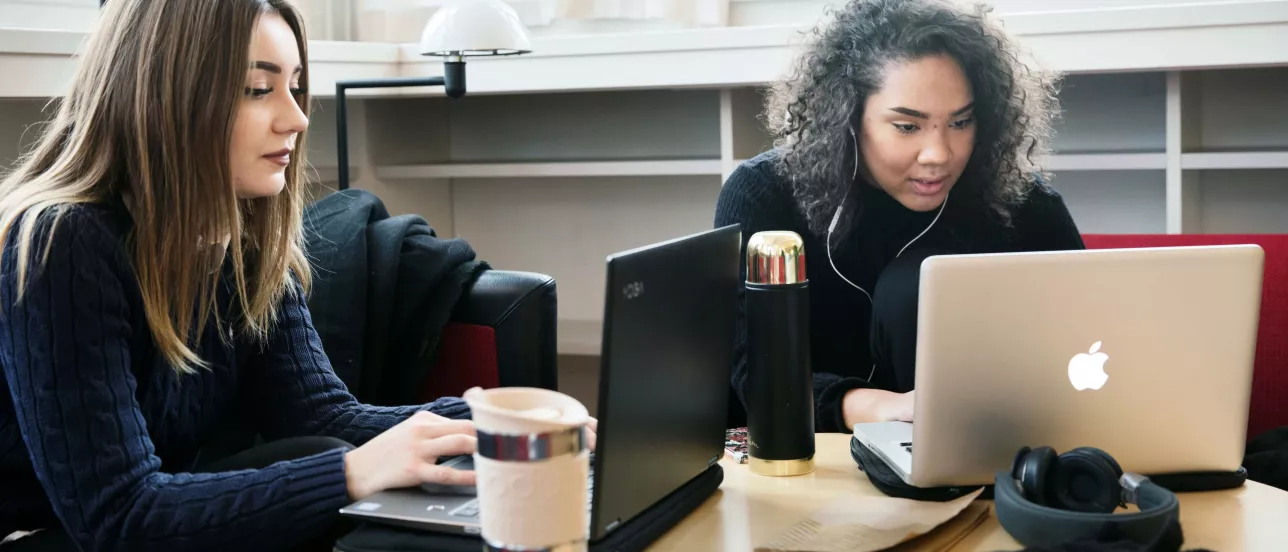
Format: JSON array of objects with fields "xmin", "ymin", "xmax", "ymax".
[{"xmin": 994, "ymin": 446, "xmax": 1181, "ymax": 547}]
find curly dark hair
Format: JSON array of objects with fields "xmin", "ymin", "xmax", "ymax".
[{"xmin": 765, "ymin": 0, "xmax": 1061, "ymax": 236}]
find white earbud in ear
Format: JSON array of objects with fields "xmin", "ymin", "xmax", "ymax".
[
  {"xmin": 826, "ymin": 195, "xmax": 869, "ymax": 304},
  {"xmin": 829, "ymin": 125, "xmax": 858, "ymax": 236},
  {"xmin": 850, "ymin": 126, "xmax": 860, "ymax": 182},
  {"xmin": 828, "ymin": 125, "xmax": 869, "ymax": 302}
]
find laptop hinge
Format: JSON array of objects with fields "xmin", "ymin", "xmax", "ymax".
[{"xmin": 605, "ymin": 519, "xmax": 622, "ymax": 532}]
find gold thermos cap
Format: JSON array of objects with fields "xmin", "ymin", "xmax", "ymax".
[{"xmin": 746, "ymin": 231, "xmax": 807, "ymax": 285}]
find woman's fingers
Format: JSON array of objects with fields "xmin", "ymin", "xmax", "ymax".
[
  {"xmin": 419, "ymin": 433, "xmax": 478, "ymax": 459},
  {"xmin": 585, "ymin": 418, "xmax": 597, "ymax": 452},
  {"xmin": 419, "ymin": 462, "xmax": 478, "ymax": 486},
  {"xmin": 411, "ymin": 409, "xmax": 448, "ymax": 422},
  {"xmin": 415, "ymin": 419, "xmax": 477, "ymax": 440},
  {"xmin": 417, "ymin": 433, "xmax": 479, "ymax": 485}
]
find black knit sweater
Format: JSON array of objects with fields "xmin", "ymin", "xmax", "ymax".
[
  {"xmin": 0, "ymin": 199, "xmax": 469, "ymax": 551},
  {"xmin": 715, "ymin": 151, "xmax": 1085, "ymax": 433}
]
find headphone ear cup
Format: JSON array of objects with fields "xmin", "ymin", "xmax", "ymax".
[
  {"xmin": 1051, "ymin": 447, "xmax": 1122, "ymax": 513},
  {"xmin": 1010, "ymin": 446, "xmax": 1031, "ymax": 478},
  {"xmin": 1015, "ymin": 446, "xmax": 1056, "ymax": 506},
  {"xmin": 1069, "ymin": 446, "xmax": 1124, "ymax": 478}
]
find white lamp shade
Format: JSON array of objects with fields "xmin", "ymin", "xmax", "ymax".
[{"xmin": 421, "ymin": 0, "xmax": 533, "ymax": 57}]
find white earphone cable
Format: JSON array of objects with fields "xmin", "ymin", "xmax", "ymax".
[
  {"xmin": 830, "ymin": 126, "xmax": 948, "ymax": 382},
  {"xmin": 895, "ymin": 192, "xmax": 949, "ymax": 259},
  {"xmin": 826, "ymin": 196, "xmax": 871, "ymax": 304}
]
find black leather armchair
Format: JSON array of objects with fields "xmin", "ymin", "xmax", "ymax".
[{"xmin": 418, "ymin": 269, "xmax": 560, "ymax": 400}]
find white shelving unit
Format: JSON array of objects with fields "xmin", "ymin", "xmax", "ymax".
[
  {"xmin": 375, "ymin": 160, "xmax": 724, "ymax": 180},
  {"xmin": 4, "ymin": 1, "xmax": 1288, "ymax": 355},
  {"xmin": 1049, "ymin": 71, "xmax": 1168, "ymax": 235},
  {"xmin": 1182, "ymin": 152, "xmax": 1288, "ymax": 170},
  {"xmin": 1171, "ymin": 68, "xmax": 1288, "ymax": 234}
]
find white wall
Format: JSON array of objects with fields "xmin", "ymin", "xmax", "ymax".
[
  {"xmin": 1, "ymin": 0, "xmax": 1260, "ymax": 42},
  {"xmin": 732, "ymin": 0, "xmax": 1255, "ymax": 25},
  {"xmin": 0, "ymin": 0, "xmax": 97, "ymax": 31},
  {"xmin": 291, "ymin": 0, "xmax": 358, "ymax": 41},
  {"xmin": 358, "ymin": 0, "xmax": 1264, "ymax": 42},
  {"xmin": 0, "ymin": 0, "xmax": 355, "ymax": 40}
]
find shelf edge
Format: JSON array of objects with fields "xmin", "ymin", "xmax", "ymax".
[{"xmin": 375, "ymin": 160, "xmax": 725, "ymax": 179}]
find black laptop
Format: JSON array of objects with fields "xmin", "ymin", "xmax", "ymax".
[{"xmin": 339, "ymin": 224, "xmax": 742, "ymax": 544}]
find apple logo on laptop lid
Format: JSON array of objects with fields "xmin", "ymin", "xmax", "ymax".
[{"xmin": 1068, "ymin": 341, "xmax": 1109, "ymax": 391}]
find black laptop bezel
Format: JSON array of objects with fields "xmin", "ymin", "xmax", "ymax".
[{"xmin": 588, "ymin": 224, "xmax": 741, "ymax": 541}]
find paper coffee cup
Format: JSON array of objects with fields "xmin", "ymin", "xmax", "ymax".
[{"xmin": 464, "ymin": 386, "xmax": 591, "ymax": 552}]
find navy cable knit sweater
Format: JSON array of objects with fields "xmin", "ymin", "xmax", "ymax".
[{"xmin": 0, "ymin": 200, "xmax": 469, "ymax": 550}]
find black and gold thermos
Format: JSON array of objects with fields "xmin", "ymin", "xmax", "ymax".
[{"xmin": 744, "ymin": 231, "xmax": 816, "ymax": 476}]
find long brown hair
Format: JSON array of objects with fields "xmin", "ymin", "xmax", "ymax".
[{"xmin": 0, "ymin": 0, "xmax": 313, "ymax": 373}]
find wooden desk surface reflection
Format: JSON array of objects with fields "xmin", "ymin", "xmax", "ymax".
[{"xmin": 648, "ymin": 434, "xmax": 1288, "ymax": 551}]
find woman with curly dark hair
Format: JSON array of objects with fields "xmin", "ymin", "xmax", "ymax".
[{"xmin": 715, "ymin": 0, "xmax": 1085, "ymax": 434}]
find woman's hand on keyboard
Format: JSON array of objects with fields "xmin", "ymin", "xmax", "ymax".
[
  {"xmin": 843, "ymin": 389, "xmax": 916, "ymax": 428},
  {"xmin": 344, "ymin": 411, "xmax": 478, "ymax": 500},
  {"xmin": 879, "ymin": 391, "xmax": 915, "ymax": 423}
]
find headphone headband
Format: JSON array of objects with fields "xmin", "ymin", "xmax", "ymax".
[{"xmin": 993, "ymin": 469, "xmax": 1180, "ymax": 547}]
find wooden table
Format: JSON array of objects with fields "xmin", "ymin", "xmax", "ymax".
[{"xmin": 649, "ymin": 434, "xmax": 1288, "ymax": 551}]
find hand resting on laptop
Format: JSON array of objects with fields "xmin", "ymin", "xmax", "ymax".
[
  {"xmin": 343, "ymin": 411, "xmax": 478, "ymax": 501},
  {"xmin": 843, "ymin": 389, "xmax": 915, "ymax": 428},
  {"xmin": 343, "ymin": 411, "xmax": 599, "ymax": 501}
]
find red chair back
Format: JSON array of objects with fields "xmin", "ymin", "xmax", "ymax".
[
  {"xmin": 421, "ymin": 323, "xmax": 501, "ymax": 400},
  {"xmin": 1082, "ymin": 234, "xmax": 1288, "ymax": 440}
]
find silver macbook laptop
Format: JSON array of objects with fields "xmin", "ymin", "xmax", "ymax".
[
  {"xmin": 853, "ymin": 245, "xmax": 1263, "ymax": 487},
  {"xmin": 339, "ymin": 225, "xmax": 742, "ymax": 540}
]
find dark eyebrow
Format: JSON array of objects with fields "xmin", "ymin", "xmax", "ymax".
[
  {"xmin": 887, "ymin": 102, "xmax": 975, "ymax": 119},
  {"xmin": 888, "ymin": 107, "xmax": 928, "ymax": 119},
  {"xmin": 252, "ymin": 61, "xmax": 303, "ymax": 75}
]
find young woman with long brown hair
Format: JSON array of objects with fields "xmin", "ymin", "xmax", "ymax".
[{"xmin": 0, "ymin": 1, "xmax": 556, "ymax": 550}]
